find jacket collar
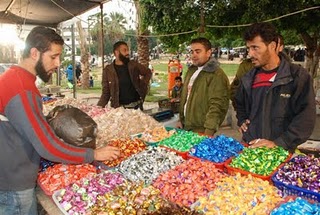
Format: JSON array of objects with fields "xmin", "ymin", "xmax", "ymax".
[
  {"xmin": 189, "ymin": 57, "xmax": 220, "ymax": 73},
  {"xmin": 242, "ymin": 54, "xmax": 293, "ymax": 89}
]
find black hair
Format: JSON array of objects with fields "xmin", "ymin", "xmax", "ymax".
[
  {"xmin": 175, "ymin": 76, "xmax": 182, "ymax": 81},
  {"xmin": 113, "ymin": 41, "xmax": 128, "ymax": 53},
  {"xmin": 190, "ymin": 37, "xmax": 212, "ymax": 51},
  {"xmin": 243, "ymin": 22, "xmax": 278, "ymax": 45},
  {"xmin": 22, "ymin": 26, "xmax": 64, "ymax": 59}
]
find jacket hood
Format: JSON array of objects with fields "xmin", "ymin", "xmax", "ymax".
[
  {"xmin": 190, "ymin": 57, "xmax": 220, "ymax": 72},
  {"xmin": 67, "ymin": 65, "xmax": 73, "ymax": 70}
]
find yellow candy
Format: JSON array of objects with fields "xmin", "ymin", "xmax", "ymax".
[{"xmin": 193, "ymin": 173, "xmax": 282, "ymax": 214}]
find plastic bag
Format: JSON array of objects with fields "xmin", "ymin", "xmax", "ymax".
[{"xmin": 46, "ymin": 105, "xmax": 97, "ymax": 149}]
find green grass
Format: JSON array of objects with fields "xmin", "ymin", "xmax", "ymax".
[{"xmin": 76, "ymin": 87, "xmax": 102, "ymax": 94}]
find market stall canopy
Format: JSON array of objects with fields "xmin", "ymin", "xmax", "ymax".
[{"xmin": 0, "ymin": 0, "xmax": 107, "ymax": 27}]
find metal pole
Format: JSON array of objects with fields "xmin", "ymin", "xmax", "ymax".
[
  {"xmin": 71, "ymin": 24, "xmax": 77, "ymax": 99},
  {"xmin": 56, "ymin": 28, "xmax": 61, "ymax": 86},
  {"xmin": 100, "ymin": 3, "xmax": 104, "ymax": 71}
]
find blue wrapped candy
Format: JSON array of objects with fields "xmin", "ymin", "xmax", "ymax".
[
  {"xmin": 271, "ymin": 197, "xmax": 320, "ymax": 215},
  {"xmin": 189, "ymin": 135, "xmax": 244, "ymax": 163},
  {"xmin": 39, "ymin": 158, "xmax": 56, "ymax": 172}
]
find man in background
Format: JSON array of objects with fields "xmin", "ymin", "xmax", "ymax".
[
  {"xmin": 177, "ymin": 37, "xmax": 230, "ymax": 136},
  {"xmin": 97, "ymin": 41, "xmax": 151, "ymax": 110}
]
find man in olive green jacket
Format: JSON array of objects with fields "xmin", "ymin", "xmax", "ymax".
[
  {"xmin": 230, "ymin": 58, "xmax": 254, "ymax": 109},
  {"xmin": 177, "ymin": 38, "xmax": 230, "ymax": 136}
]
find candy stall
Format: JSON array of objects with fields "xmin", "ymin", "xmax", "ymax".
[{"xmin": 36, "ymin": 98, "xmax": 320, "ymax": 215}]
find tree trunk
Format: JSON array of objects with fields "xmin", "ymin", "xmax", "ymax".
[
  {"xmin": 134, "ymin": 0, "xmax": 150, "ymax": 68},
  {"xmin": 137, "ymin": 35, "xmax": 149, "ymax": 68},
  {"xmin": 76, "ymin": 21, "xmax": 90, "ymax": 89},
  {"xmin": 300, "ymin": 32, "xmax": 319, "ymax": 78}
]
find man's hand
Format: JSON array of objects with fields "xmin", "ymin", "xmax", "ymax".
[
  {"xmin": 176, "ymin": 121, "xmax": 183, "ymax": 129},
  {"xmin": 238, "ymin": 119, "xmax": 250, "ymax": 134},
  {"xmin": 94, "ymin": 146, "xmax": 120, "ymax": 161},
  {"xmin": 248, "ymin": 139, "xmax": 277, "ymax": 148}
]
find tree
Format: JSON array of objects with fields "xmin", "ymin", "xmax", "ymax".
[
  {"xmin": 212, "ymin": 0, "xmax": 320, "ymax": 79},
  {"xmin": 134, "ymin": 0, "xmax": 150, "ymax": 68},
  {"xmin": 105, "ymin": 12, "xmax": 127, "ymax": 43},
  {"xmin": 88, "ymin": 12, "xmax": 107, "ymax": 61},
  {"xmin": 141, "ymin": 0, "xmax": 206, "ymax": 52},
  {"xmin": 90, "ymin": 12, "xmax": 129, "ymax": 56},
  {"xmin": 124, "ymin": 29, "xmax": 138, "ymax": 52},
  {"xmin": 76, "ymin": 21, "xmax": 90, "ymax": 89},
  {"xmin": 141, "ymin": 0, "xmax": 320, "ymax": 79}
]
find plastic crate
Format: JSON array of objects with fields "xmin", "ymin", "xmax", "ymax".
[
  {"xmin": 272, "ymin": 166, "xmax": 320, "ymax": 202},
  {"xmin": 52, "ymin": 189, "xmax": 71, "ymax": 215},
  {"xmin": 225, "ymin": 153, "xmax": 292, "ymax": 182}
]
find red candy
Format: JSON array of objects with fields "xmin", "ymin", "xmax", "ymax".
[
  {"xmin": 153, "ymin": 158, "xmax": 226, "ymax": 206},
  {"xmin": 37, "ymin": 163, "xmax": 96, "ymax": 195}
]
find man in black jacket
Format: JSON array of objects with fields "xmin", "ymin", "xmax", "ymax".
[
  {"xmin": 235, "ymin": 22, "xmax": 316, "ymax": 152},
  {"xmin": 97, "ymin": 41, "xmax": 151, "ymax": 110}
]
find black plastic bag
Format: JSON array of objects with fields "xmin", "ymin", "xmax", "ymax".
[{"xmin": 46, "ymin": 105, "xmax": 97, "ymax": 149}]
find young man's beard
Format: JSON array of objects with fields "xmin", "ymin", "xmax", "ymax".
[
  {"xmin": 35, "ymin": 56, "xmax": 51, "ymax": 83},
  {"xmin": 119, "ymin": 53, "xmax": 130, "ymax": 64}
]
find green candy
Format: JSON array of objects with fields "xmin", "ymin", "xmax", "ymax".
[
  {"xmin": 158, "ymin": 130, "xmax": 206, "ymax": 152},
  {"xmin": 230, "ymin": 147, "xmax": 289, "ymax": 176}
]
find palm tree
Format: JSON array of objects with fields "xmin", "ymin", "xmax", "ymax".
[
  {"xmin": 105, "ymin": 12, "xmax": 127, "ymax": 43},
  {"xmin": 134, "ymin": 0, "xmax": 150, "ymax": 68},
  {"xmin": 89, "ymin": 13, "xmax": 108, "ymax": 57}
]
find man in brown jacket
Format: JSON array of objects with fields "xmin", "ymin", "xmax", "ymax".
[{"xmin": 97, "ymin": 41, "xmax": 151, "ymax": 110}]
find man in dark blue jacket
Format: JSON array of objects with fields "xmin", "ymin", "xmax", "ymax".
[{"xmin": 235, "ymin": 22, "xmax": 316, "ymax": 152}]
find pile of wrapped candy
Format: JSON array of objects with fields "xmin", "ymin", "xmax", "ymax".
[
  {"xmin": 158, "ymin": 130, "xmax": 206, "ymax": 152},
  {"xmin": 54, "ymin": 171, "xmax": 125, "ymax": 214},
  {"xmin": 139, "ymin": 126, "xmax": 177, "ymax": 143},
  {"xmin": 273, "ymin": 155, "xmax": 320, "ymax": 193},
  {"xmin": 118, "ymin": 147, "xmax": 184, "ymax": 184},
  {"xmin": 189, "ymin": 135, "xmax": 244, "ymax": 163},
  {"xmin": 102, "ymin": 138, "xmax": 146, "ymax": 167},
  {"xmin": 228, "ymin": 146, "xmax": 290, "ymax": 176},
  {"xmin": 153, "ymin": 158, "xmax": 226, "ymax": 207},
  {"xmin": 270, "ymin": 197, "xmax": 320, "ymax": 215},
  {"xmin": 38, "ymin": 163, "xmax": 97, "ymax": 195},
  {"xmin": 39, "ymin": 100, "xmax": 320, "ymax": 215},
  {"xmin": 192, "ymin": 173, "xmax": 283, "ymax": 214},
  {"xmin": 90, "ymin": 182, "xmax": 201, "ymax": 215}
]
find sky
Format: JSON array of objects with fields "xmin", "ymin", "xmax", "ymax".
[
  {"xmin": 0, "ymin": 24, "xmax": 25, "ymax": 49},
  {"xmin": 62, "ymin": 0, "xmax": 137, "ymax": 30},
  {"xmin": 0, "ymin": 0, "xmax": 136, "ymax": 51}
]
